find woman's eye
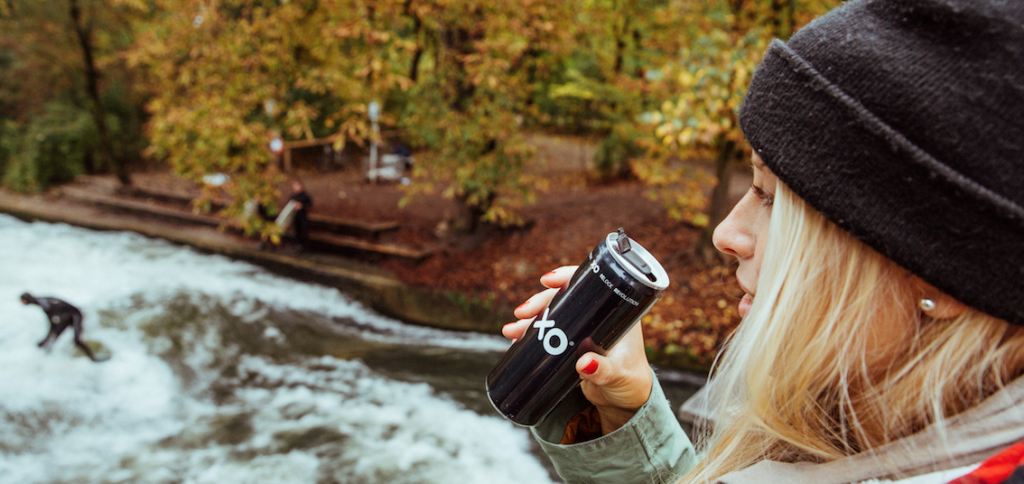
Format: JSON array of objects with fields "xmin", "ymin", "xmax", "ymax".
[{"xmin": 751, "ymin": 184, "xmax": 775, "ymax": 207}]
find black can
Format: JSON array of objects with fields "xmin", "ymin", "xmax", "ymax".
[{"xmin": 486, "ymin": 228, "xmax": 669, "ymax": 426}]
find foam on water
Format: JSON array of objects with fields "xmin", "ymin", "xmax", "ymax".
[
  {"xmin": 1, "ymin": 214, "xmax": 508, "ymax": 350},
  {"xmin": 0, "ymin": 215, "xmax": 551, "ymax": 483}
]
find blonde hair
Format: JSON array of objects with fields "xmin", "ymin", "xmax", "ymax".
[{"xmin": 681, "ymin": 182, "xmax": 1024, "ymax": 483}]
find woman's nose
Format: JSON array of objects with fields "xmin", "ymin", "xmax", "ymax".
[{"xmin": 713, "ymin": 194, "xmax": 756, "ymax": 259}]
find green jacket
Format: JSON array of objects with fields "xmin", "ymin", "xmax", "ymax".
[
  {"xmin": 530, "ymin": 370, "xmax": 700, "ymax": 484},
  {"xmin": 531, "ymin": 371, "xmax": 1024, "ymax": 484}
]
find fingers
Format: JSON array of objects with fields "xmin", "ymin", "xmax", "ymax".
[
  {"xmin": 501, "ymin": 319, "xmax": 532, "ymax": 340},
  {"xmin": 511, "ymin": 266, "xmax": 578, "ymax": 320},
  {"xmin": 576, "ymin": 352, "xmax": 611, "ymax": 383},
  {"xmin": 502, "ymin": 266, "xmax": 578, "ymax": 341},
  {"xmin": 513, "ymin": 287, "xmax": 559, "ymax": 320},
  {"xmin": 577, "ymin": 323, "xmax": 653, "ymax": 413},
  {"xmin": 539, "ymin": 266, "xmax": 577, "ymax": 289}
]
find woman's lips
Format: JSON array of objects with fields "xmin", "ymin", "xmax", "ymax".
[{"xmin": 738, "ymin": 293, "xmax": 754, "ymax": 317}]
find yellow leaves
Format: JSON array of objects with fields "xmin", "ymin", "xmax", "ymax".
[
  {"xmin": 677, "ymin": 71, "xmax": 694, "ymax": 86},
  {"xmin": 733, "ymin": 64, "xmax": 748, "ymax": 84},
  {"xmin": 677, "ymin": 127, "xmax": 694, "ymax": 146},
  {"xmin": 549, "ymin": 83, "xmax": 595, "ymax": 100},
  {"xmin": 654, "ymin": 122, "xmax": 673, "ymax": 139},
  {"xmin": 692, "ymin": 212, "xmax": 710, "ymax": 227}
]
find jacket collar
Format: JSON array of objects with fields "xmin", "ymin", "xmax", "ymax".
[{"xmin": 717, "ymin": 376, "xmax": 1024, "ymax": 484}]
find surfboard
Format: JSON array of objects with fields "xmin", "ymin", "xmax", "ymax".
[
  {"xmin": 69, "ymin": 339, "xmax": 112, "ymax": 362},
  {"xmin": 275, "ymin": 200, "xmax": 299, "ymax": 229}
]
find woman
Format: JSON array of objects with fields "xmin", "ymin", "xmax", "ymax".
[{"xmin": 502, "ymin": 0, "xmax": 1024, "ymax": 482}]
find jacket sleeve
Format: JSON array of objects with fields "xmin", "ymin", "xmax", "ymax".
[{"xmin": 530, "ymin": 369, "xmax": 700, "ymax": 484}]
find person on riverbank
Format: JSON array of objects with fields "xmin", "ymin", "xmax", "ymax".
[
  {"xmin": 287, "ymin": 180, "xmax": 312, "ymax": 251},
  {"xmin": 503, "ymin": 0, "xmax": 1024, "ymax": 483},
  {"xmin": 249, "ymin": 193, "xmax": 278, "ymax": 251},
  {"xmin": 20, "ymin": 293, "xmax": 107, "ymax": 362}
]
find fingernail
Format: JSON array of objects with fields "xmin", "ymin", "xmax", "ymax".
[
  {"xmin": 502, "ymin": 322, "xmax": 517, "ymax": 331},
  {"xmin": 516, "ymin": 300, "xmax": 530, "ymax": 311},
  {"xmin": 543, "ymin": 271, "xmax": 557, "ymax": 277},
  {"xmin": 582, "ymin": 360, "xmax": 598, "ymax": 375}
]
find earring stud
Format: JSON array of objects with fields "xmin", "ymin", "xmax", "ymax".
[{"xmin": 920, "ymin": 299, "xmax": 936, "ymax": 311}]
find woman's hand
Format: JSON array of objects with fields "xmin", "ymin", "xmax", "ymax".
[{"xmin": 502, "ymin": 266, "xmax": 653, "ymax": 435}]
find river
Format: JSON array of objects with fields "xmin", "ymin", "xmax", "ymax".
[{"xmin": 0, "ymin": 214, "xmax": 701, "ymax": 483}]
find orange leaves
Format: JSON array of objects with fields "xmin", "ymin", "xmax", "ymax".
[{"xmin": 642, "ymin": 262, "xmax": 741, "ymax": 370}]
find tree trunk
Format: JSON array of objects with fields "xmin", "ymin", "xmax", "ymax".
[
  {"xmin": 613, "ymin": 16, "xmax": 630, "ymax": 75},
  {"xmin": 695, "ymin": 138, "xmax": 738, "ymax": 263},
  {"xmin": 405, "ymin": 0, "xmax": 424, "ymax": 82},
  {"xmin": 82, "ymin": 150, "xmax": 96, "ymax": 175},
  {"xmin": 70, "ymin": 0, "xmax": 130, "ymax": 186},
  {"xmin": 452, "ymin": 193, "xmax": 489, "ymax": 236}
]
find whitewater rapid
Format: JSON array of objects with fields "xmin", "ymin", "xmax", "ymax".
[{"xmin": 0, "ymin": 214, "xmax": 554, "ymax": 483}]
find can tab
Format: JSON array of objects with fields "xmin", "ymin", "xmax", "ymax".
[{"xmin": 616, "ymin": 228, "xmax": 656, "ymax": 283}]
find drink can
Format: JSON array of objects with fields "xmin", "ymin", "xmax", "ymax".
[{"xmin": 486, "ymin": 228, "xmax": 669, "ymax": 426}]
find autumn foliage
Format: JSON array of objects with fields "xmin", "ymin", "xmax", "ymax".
[{"xmin": 1, "ymin": 0, "xmax": 840, "ymax": 367}]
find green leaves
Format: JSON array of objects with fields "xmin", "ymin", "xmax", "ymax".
[{"xmin": 634, "ymin": 0, "xmax": 838, "ymax": 227}]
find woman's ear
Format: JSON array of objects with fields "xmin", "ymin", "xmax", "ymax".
[
  {"xmin": 922, "ymin": 293, "xmax": 967, "ymax": 319},
  {"xmin": 911, "ymin": 276, "xmax": 967, "ymax": 319}
]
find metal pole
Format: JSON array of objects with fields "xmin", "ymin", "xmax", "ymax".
[{"xmin": 368, "ymin": 101, "xmax": 380, "ymax": 184}]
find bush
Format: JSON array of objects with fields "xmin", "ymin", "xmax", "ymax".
[
  {"xmin": 592, "ymin": 124, "xmax": 645, "ymax": 180},
  {"xmin": 1, "ymin": 101, "xmax": 96, "ymax": 192}
]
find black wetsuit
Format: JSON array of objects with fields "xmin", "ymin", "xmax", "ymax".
[
  {"xmin": 26, "ymin": 296, "xmax": 103, "ymax": 362},
  {"xmin": 288, "ymin": 190, "xmax": 313, "ymax": 248}
]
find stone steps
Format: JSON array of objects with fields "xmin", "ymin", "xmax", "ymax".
[{"xmin": 61, "ymin": 186, "xmax": 432, "ymax": 261}]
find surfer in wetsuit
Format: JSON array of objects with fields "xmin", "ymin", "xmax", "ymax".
[{"xmin": 20, "ymin": 293, "xmax": 106, "ymax": 362}]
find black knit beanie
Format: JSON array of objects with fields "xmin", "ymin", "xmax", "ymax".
[{"xmin": 738, "ymin": 0, "xmax": 1024, "ymax": 326}]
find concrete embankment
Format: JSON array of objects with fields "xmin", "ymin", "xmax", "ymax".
[{"xmin": 0, "ymin": 188, "xmax": 506, "ymax": 334}]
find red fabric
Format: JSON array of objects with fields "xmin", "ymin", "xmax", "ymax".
[
  {"xmin": 560, "ymin": 405, "xmax": 602, "ymax": 445},
  {"xmin": 948, "ymin": 441, "xmax": 1024, "ymax": 484}
]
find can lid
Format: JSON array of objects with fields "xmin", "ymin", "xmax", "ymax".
[{"xmin": 608, "ymin": 228, "xmax": 669, "ymax": 290}]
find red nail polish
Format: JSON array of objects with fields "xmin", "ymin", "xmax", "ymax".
[
  {"xmin": 516, "ymin": 301, "xmax": 530, "ymax": 311},
  {"xmin": 582, "ymin": 360, "xmax": 598, "ymax": 375},
  {"xmin": 543, "ymin": 271, "xmax": 557, "ymax": 277}
]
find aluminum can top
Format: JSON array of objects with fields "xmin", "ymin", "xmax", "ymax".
[{"xmin": 606, "ymin": 231, "xmax": 669, "ymax": 291}]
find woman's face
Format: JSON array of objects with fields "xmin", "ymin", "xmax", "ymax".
[{"xmin": 713, "ymin": 154, "xmax": 777, "ymax": 317}]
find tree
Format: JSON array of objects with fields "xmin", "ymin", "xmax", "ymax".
[
  {"xmin": 539, "ymin": 0, "xmax": 684, "ymax": 181},
  {"xmin": 0, "ymin": 0, "xmax": 144, "ymax": 190},
  {"xmin": 132, "ymin": 0, "xmax": 576, "ymax": 239},
  {"xmin": 70, "ymin": 0, "xmax": 132, "ymax": 185},
  {"xmin": 128, "ymin": 0, "xmax": 411, "ymax": 236},
  {"xmin": 642, "ymin": 0, "xmax": 839, "ymax": 261},
  {"xmin": 398, "ymin": 0, "xmax": 576, "ymax": 234}
]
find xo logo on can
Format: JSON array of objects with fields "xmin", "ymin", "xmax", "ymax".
[{"xmin": 532, "ymin": 308, "xmax": 569, "ymax": 355}]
